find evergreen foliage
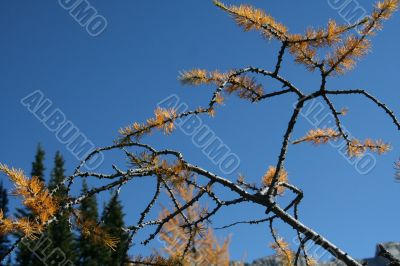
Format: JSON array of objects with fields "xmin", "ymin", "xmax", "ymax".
[
  {"xmin": 15, "ymin": 144, "xmax": 46, "ymax": 266},
  {"xmin": 0, "ymin": 181, "xmax": 9, "ymax": 259},
  {"xmin": 46, "ymin": 152, "xmax": 76, "ymax": 265},
  {"xmin": 77, "ymin": 179, "xmax": 108, "ymax": 266},
  {"xmin": 101, "ymin": 193, "xmax": 129, "ymax": 266}
]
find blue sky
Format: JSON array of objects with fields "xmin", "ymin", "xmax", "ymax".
[{"xmin": 0, "ymin": 0, "xmax": 399, "ymax": 263}]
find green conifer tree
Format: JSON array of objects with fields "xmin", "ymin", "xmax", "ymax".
[
  {"xmin": 0, "ymin": 181, "xmax": 10, "ymax": 259},
  {"xmin": 101, "ymin": 193, "xmax": 129, "ymax": 266},
  {"xmin": 46, "ymin": 151, "xmax": 76, "ymax": 265},
  {"xmin": 15, "ymin": 144, "xmax": 46, "ymax": 266},
  {"xmin": 77, "ymin": 179, "xmax": 108, "ymax": 266}
]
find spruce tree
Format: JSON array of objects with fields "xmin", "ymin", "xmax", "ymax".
[
  {"xmin": 31, "ymin": 144, "xmax": 45, "ymax": 183},
  {"xmin": 77, "ymin": 179, "xmax": 107, "ymax": 266},
  {"xmin": 15, "ymin": 144, "xmax": 46, "ymax": 266},
  {"xmin": 16, "ymin": 144, "xmax": 45, "ymax": 220},
  {"xmin": 46, "ymin": 151, "xmax": 76, "ymax": 265},
  {"xmin": 101, "ymin": 193, "xmax": 129, "ymax": 266},
  {"xmin": 0, "ymin": 181, "xmax": 10, "ymax": 259}
]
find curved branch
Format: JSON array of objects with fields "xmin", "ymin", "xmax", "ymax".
[{"xmin": 326, "ymin": 89, "xmax": 400, "ymax": 130}]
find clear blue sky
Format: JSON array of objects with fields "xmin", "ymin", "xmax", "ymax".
[{"xmin": 0, "ymin": 0, "xmax": 399, "ymax": 263}]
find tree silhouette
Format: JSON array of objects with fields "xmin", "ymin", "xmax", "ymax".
[
  {"xmin": 101, "ymin": 193, "xmax": 129, "ymax": 265},
  {"xmin": 46, "ymin": 152, "xmax": 75, "ymax": 264},
  {"xmin": 0, "ymin": 181, "xmax": 9, "ymax": 259},
  {"xmin": 77, "ymin": 179, "xmax": 108, "ymax": 266},
  {"xmin": 14, "ymin": 144, "xmax": 46, "ymax": 266}
]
